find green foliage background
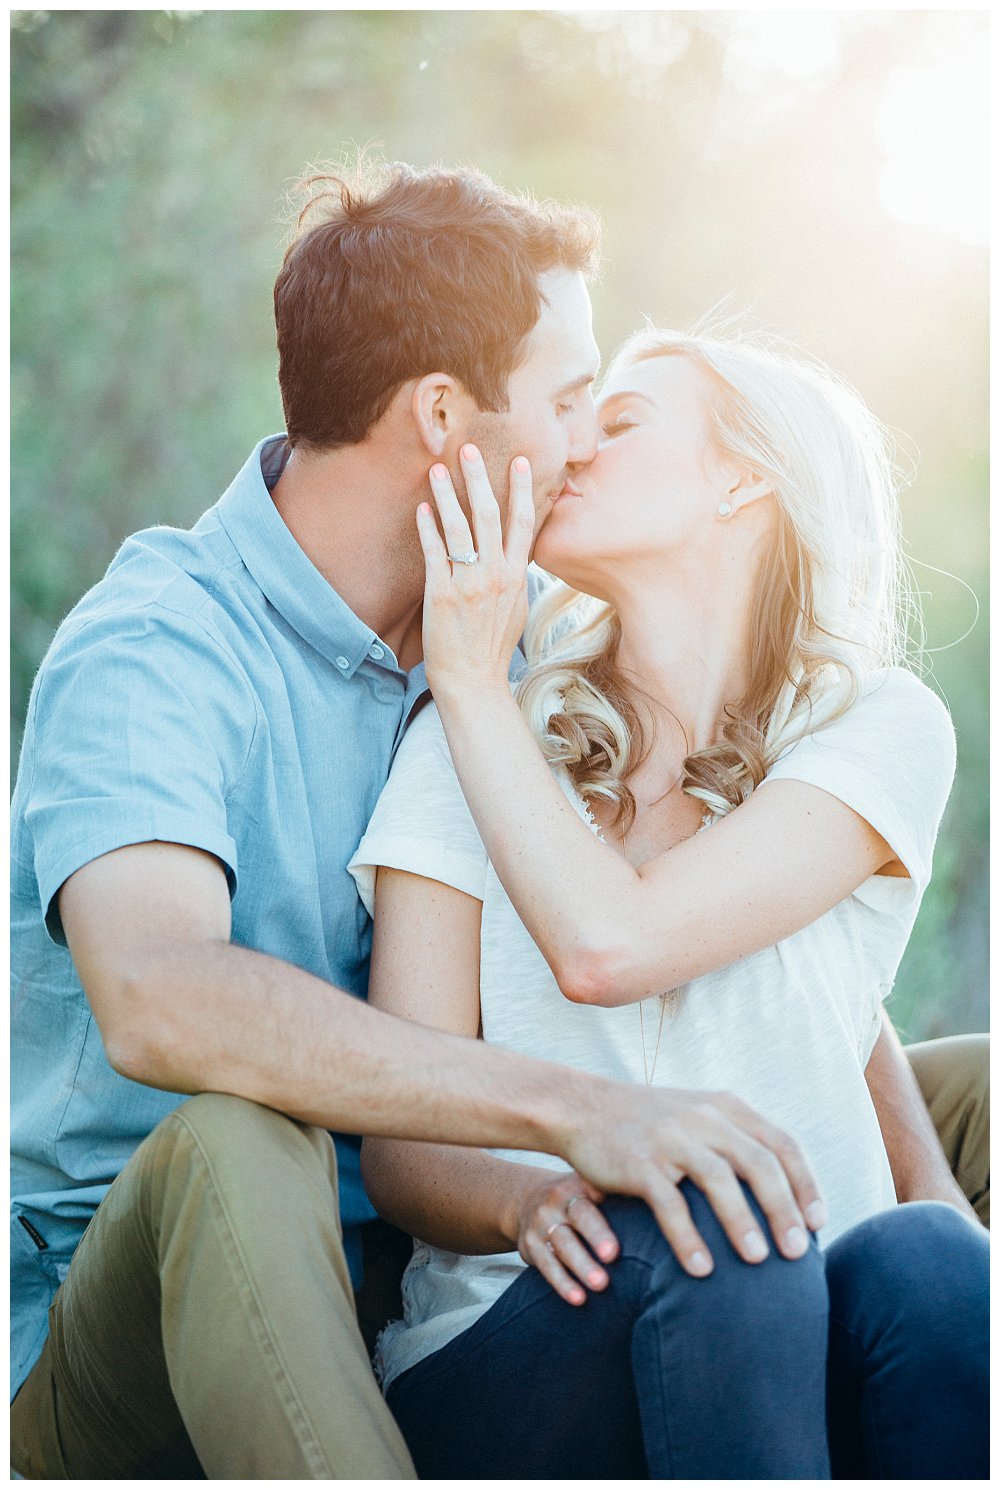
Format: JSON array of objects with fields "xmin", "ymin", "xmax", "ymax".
[{"xmin": 11, "ymin": 10, "xmax": 987, "ymax": 1039}]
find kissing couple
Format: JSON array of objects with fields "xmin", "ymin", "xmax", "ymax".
[{"xmin": 11, "ymin": 159, "xmax": 988, "ymax": 1478}]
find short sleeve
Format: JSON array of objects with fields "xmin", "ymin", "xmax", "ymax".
[
  {"xmin": 348, "ymin": 703, "xmax": 489, "ymax": 916},
  {"xmin": 765, "ymin": 669, "xmax": 956, "ymax": 911},
  {"xmin": 22, "ymin": 605, "xmax": 258, "ymax": 943}
]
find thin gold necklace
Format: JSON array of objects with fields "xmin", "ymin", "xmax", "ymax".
[{"xmin": 620, "ymin": 817, "xmax": 668, "ymax": 1086}]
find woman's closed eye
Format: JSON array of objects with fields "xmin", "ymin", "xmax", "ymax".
[{"xmin": 600, "ymin": 415, "xmax": 636, "ymax": 438}]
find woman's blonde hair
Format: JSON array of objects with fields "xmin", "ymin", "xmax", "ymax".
[{"xmin": 517, "ymin": 327, "xmax": 919, "ymax": 826}]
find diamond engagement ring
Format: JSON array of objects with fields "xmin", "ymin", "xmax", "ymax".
[{"xmin": 447, "ymin": 550, "xmax": 479, "ymax": 565}]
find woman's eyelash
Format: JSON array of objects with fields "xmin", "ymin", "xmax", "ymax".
[{"xmin": 601, "ymin": 416, "xmax": 634, "ymax": 437}]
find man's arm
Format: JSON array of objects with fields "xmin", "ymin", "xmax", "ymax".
[
  {"xmin": 59, "ymin": 839, "xmax": 826, "ymax": 1272},
  {"xmin": 866, "ymin": 1009, "xmax": 978, "ymax": 1220}
]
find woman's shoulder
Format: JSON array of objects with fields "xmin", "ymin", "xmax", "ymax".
[
  {"xmin": 397, "ymin": 684, "xmax": 519, "ymax": 765},
  {"xmin": 791, "ymin": 667, "xmax": 954, "ymax": 754},
  {"xmin": 401, "ymin": 696, "xmax": 447, "ymax": 746},
  {"xmin": 767, "ymin": 665, "xmax": 956, "ymax": 816},
  {"xmin": 858, "ymin": 665, "xmax": 951, "ymax": 716},
  {"xmin": 843, "ymin": 667, "xmax": 956, "ymax": 765},
  {"xmin": 396, "ymin": 694, "xmax": 473, "ymax": 763}
]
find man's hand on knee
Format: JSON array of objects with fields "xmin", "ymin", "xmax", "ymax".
[{"xmin": 561, "ymin": 1084, "xmax": 826, "ymax": 1276}]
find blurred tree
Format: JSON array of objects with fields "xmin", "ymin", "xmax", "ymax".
[{"xmin": 11, "ymin": 9, "xmax": 987, "ymax": 1036}]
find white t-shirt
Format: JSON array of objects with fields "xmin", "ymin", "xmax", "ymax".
[{"xmin": 348, "ymin": 666, "xmax": 956, "ymax": 1390}]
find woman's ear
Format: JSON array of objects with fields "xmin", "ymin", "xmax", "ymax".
[
  {"xmin": 726, "ymin": 468, "xmax": 775, "ymax": 514},
  {"xmin": 411, "ymin": 373, "xmax": 465, "ymax": 458}
]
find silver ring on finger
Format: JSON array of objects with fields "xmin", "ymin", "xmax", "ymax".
[
  {"xmin": 545, "ymin": 1220, "xmax": 565, "ymax": 1244},
  {"xmin": 564, "ymin": 1196, "xmax": 581, "ymax": 1216},
  {"xmin": 447, "ymin": 550, "xmax": 479, "ymax": 566}
]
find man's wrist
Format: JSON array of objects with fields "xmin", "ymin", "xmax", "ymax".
[{"xmin": 527, "ymin": 1064, "xmax": 617, "ymax": 1167}]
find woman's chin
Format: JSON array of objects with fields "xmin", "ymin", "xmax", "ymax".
[
  {"xmin": 530, "ymin": 540, "xmax": 573, "ymax": 583},
  {"xmin": 530, "ymin": 543, "xmax": 596, "ymax": 595},
  {"xmin": 532, "ymin": 521, "xmax": 580, "ymax": 579}
]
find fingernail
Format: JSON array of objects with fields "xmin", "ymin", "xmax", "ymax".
[
  {"xmin": 805, "ymin": 1200, "xmax": 827, "ymax": 1230},
  {"xmin": 417, "ymin": 502, "xmax": 432, "ymax": 516},
  {"xmin": 588, "ymin": 1270, "xmax": 606, "ymax": 1288},
  {"xmin": 598, "ymin": 1241, "xmax": 617, "ymax": 1261},
  {"xmin": 430, "ymin": 464, "xmax": 447, "ymax": 479},
  {"xmin": 513, "ymin": 456, "xmax": 530, "ymax": 473},
  {"xmin": 570, "ymin": 1289, "xmax": 585, "ymax": 1305},
  {"xmin": 743, "ymin": 1231, "xmax": 769, "ymax": 1262},
  {"xmin": 689, "ymin": 1250, "xmax": 713, "ymax": 1276},
  {"xmin": 461, "ymin": 444, "xmax": 480, "ymax": 461},
  {"xmin": 784, "ymin": 1226, "xmax": 808, "ymax": 1256}
]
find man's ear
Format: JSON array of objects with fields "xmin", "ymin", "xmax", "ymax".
[{"xmin": 411, "ymin": 374, "xmax": 468, "ymax": 458}]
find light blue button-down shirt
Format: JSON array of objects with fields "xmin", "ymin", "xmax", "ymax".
[{"xmin": 9, "ymin": 436, "xmax": 431, "ymax": 1395}]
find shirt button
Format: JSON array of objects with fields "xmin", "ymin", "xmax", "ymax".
[
  {"xmin": 369, "ymin": 643, "xmax": 385, "ymax": 661},
  {"xmin": 335, "ymin": 656, "xmax": 350, "ymax": 671}
]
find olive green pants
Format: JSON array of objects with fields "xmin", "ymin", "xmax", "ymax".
[
  {"xmin": 905, "ymin": 1033, "xmax": 990, "ymax": 1226},
  {"xmin": 10, "ymin": 1094, "xmax": 415, "ymax": 1479},
  {"xmin": 10, "ymin": 1036, "xmax": 989, "ymax": 1479}
]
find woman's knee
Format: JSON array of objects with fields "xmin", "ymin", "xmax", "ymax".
[
  {"xmin": 827, "ymin": 1202, "xmax": 988, "ymax": 1338},
  {"xmin": 602, "ymin": 1184, "xmax": 827, "ymax": 1324}
]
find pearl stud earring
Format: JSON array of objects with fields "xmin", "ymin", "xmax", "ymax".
[{"xmin": 717, "ymin": 501, "xmax": 733, "ymax": 517}]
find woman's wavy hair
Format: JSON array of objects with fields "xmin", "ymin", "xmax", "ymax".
[{"xmin": 517, "ymin": 327, "xmax": 920, "ymax": 827}]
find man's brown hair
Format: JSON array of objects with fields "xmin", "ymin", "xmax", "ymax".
[{"xmin": 274, "ymin": 159, "xmax": 600, "ymax": 449}]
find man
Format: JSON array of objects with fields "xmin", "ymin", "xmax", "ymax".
[{"xmin": 10, "ymin": 160, "xmax": 986, "ymax": 1478}]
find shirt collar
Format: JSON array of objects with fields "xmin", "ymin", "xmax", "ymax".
[
  {"xmin": 216, "ymin": 435, "xmax": 389, "ymax": 679},
  {"xmin": 216, "ymin": 437, "xmax": 528, "ymax": 698}
]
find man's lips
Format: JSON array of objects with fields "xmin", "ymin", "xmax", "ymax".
[{"xmin": 553, "ymin": 480, "xmax": 583, "ymax": 502}]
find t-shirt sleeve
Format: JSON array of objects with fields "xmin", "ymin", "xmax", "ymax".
[
  {"xmin": 348, "ymin": 703, "xmax": 489, "ymax": 916},
  {"xmin": 764, "ymin": 669, "xmax": 957, "ymax": 911},
  {"xmin": 22, "ymin": 605, "xmax": 258, "ymax": 944}
]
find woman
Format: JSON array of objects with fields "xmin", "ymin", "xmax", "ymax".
[{"xmin": 348, "ymin": 329, "xmax": 988, "ymax": 1478}]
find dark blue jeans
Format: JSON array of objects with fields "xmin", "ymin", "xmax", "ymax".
[{"xmin": 387, "ymin": 1185, "xmax": 988, "ymax": 1479}]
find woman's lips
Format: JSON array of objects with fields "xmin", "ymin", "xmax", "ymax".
[{"xmin": 554, "ymin": 481, "xmax": 583, "ymax": 502}]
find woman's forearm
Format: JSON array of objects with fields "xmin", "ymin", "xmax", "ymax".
[
  {"xmin": 362, "ymin": 1137, "xmax": 565, "ymax": 1254},
  {"xmin": 434, "ymin": 680, "xmax": 646, "ymax": 1000},
  {"xmin": 363, "ymin": 1138, "xmax": 624, "ymax": 1306},
  {"xmin": 433, "ymin": 680, "xmax": 894, "ymax": 1004}
]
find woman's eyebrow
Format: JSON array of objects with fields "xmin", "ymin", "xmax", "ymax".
[{"xmin": 597, "ymin": 390, "xmax": 657, "ymax": 411}]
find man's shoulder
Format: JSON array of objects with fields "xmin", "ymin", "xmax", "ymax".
[
  {"xmin": 95, "ymin": 507, "xmax": 241, "ymax": 618},
  {"xmin": 27, "ymin": 511, "xmax": 263, "ymax": 743},
  {"xmin": 57, "ymin": 434, "xmax": 283, "ymax": 644},
  {"xmin": 51, "ymin": 503, "xmax": 253, "ymax": 660}
]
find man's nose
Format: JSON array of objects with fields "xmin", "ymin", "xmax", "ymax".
[{"xmin": 567, "ymin": 401, "xmax": 599, "ymax": 469}]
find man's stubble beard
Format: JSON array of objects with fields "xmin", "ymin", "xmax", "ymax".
[
  {"xmin": 466, "ymin": 412, "xmax": 548, "ymax": 554},
  {"xmin": 465, "ymin": 412, "xmax": 514, "ymax": 530}
]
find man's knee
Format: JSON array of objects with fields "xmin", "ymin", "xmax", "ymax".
[
  {"xmin": 158, "ymin": 1090, "xmax": 327, "ymax": 1154},
  {"xmin": 145, "ymin": 1092, "xmax": 339, "ymax": 1198}
]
